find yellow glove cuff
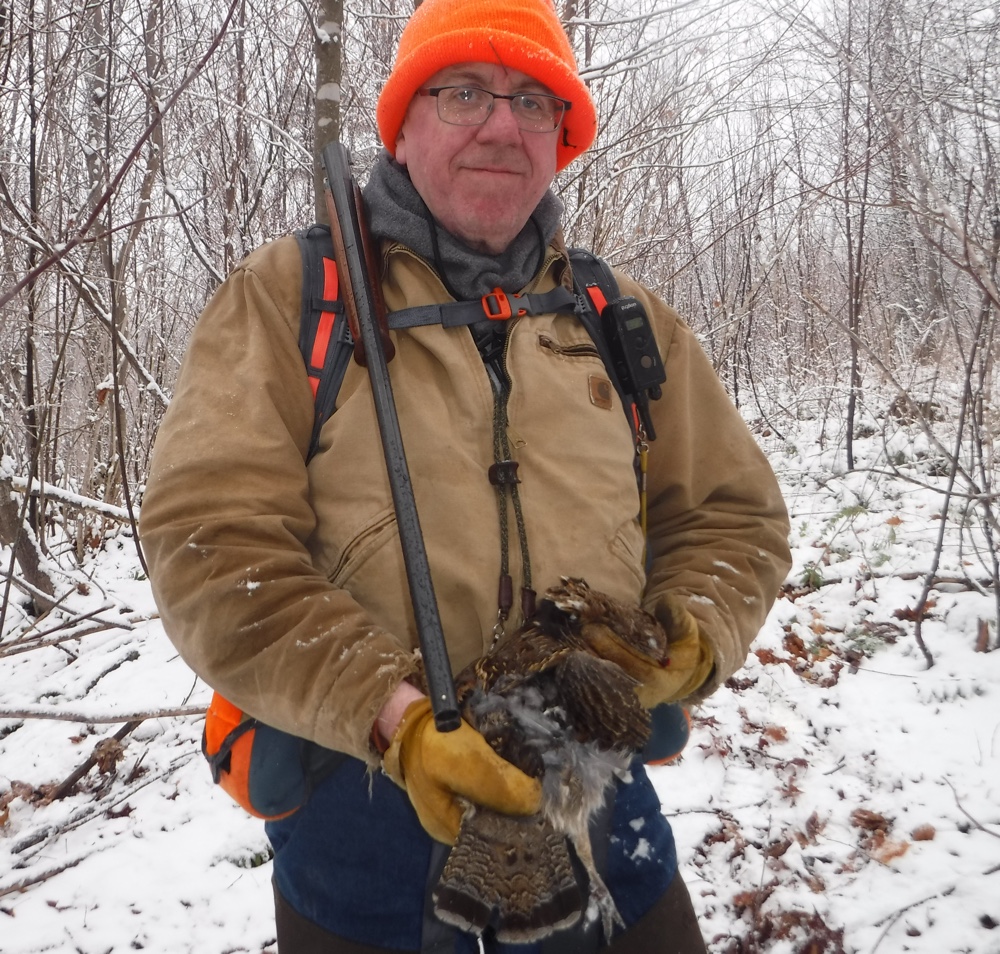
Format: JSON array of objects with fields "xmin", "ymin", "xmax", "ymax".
[
  {"xmin": 637, "ymin": 595, "xmax": 714, "ymax": 707},
  {"xmin": 383, "ymin": 698, "xmax": 542, "ymax": 844}
]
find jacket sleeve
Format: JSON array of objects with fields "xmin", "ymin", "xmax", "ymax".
[
  {"xmin": 138, "ymin": 236, "xmax": 418, "ymax": 763},
  {"xmin": 616, "ymin": 272, "xmax": 792, "ymax": 701}
]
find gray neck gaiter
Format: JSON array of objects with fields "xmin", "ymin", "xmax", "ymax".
[{"xmin": 362, "ymin": 151, "xmax": 563, "ymax": 301}]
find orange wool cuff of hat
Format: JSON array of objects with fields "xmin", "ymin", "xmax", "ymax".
[{"xmin": 376, "ymin": 0, "xmax": 598, "ymax": 172}]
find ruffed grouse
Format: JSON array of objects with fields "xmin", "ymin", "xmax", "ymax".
[{"xmin": 432, "ymin": 577, "xmax": 672, "ymax": 943}]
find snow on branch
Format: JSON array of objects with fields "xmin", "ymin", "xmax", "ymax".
[
  {"xmin": 8, "ymin": 476, "xmax": 131, "ymax": 522},
  {"xmin": 0, "ymin": 704, "xmax": 207, "ymax": 724}
]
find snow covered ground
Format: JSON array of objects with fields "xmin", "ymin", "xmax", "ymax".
[{"xmin": 2, "ymin": 416, "xmax": 999, "ymax": 953}]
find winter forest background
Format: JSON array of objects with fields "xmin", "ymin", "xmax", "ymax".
[
  {"xmin": 1, "ymin": 1, "xmax": 999, "ymax": 952},
  {"xmin": 3, "ymin": 0, "xmax": 1000, "ymax": 599}
]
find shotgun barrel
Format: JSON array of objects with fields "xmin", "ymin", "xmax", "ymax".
[{"xmin": 321, "ymin": 142, "xmax": 460, "ymax": 733}]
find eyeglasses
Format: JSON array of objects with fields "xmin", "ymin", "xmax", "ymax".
[{"xmin": 417, "ymin": 86, "xmax": 572, "ymax": 133}]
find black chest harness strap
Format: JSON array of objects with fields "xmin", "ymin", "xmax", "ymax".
[{"xmin": 386, "ymin": 285, "xmax": 578, "ymax": 329}]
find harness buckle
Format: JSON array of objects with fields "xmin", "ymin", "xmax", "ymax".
[{"xmin": 482, "ymin": 287, "xmax": 513, "ymax": 320}]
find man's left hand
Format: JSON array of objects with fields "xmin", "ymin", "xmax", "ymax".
[{"xmin": 631, "ymin": 593, "xmax": 714, "ymax": 707}]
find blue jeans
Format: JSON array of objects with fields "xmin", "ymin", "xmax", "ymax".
[{"xmin": 266, "ymin": 756, "xmax": 677, "ymax": 952}]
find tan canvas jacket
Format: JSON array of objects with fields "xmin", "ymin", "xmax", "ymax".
[{"xmin": 139, "ymin": 235, "xmax": 791, "ymax": 764}]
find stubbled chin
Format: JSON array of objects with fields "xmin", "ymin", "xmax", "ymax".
[
  {"xmin": 448, "ymin": 201, "xmax": 529, "ymax": 252},
  {"xmin": 459, "ymin": 176, "xmax": 523, "ymax": 203},
  {"xmin": 457, "ymin": 170, "xmax": 527, "ymax": 204}
]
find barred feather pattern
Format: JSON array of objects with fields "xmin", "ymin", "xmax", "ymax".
[{"xmin": 432, "ymin": 578, "xmax": 668, "ymax": 944}]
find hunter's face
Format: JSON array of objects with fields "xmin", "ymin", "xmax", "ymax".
[{"xmin": 395, "ymin": 62, "xmax": 560, "ymax": 255}]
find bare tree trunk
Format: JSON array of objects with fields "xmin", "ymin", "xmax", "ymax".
[
  {"xmin": 222, "ymin": 0, "xmax": 247, "ymax": 272},
  {"xmin": 840, "ymin": 0, "xmax": 874, "ymax": 472},
  {"xmin": 314, "ymin": 0, "xmax": 343, "ymax": 222},
  {"xmin": 0, "ymin": 477, "xmax": 57, "ymax": 619},
  {"xmin": 24, "ymin": 0, "xmax": 39, "ymax": 536}
]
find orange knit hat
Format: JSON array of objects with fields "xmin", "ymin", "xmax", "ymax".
[{"xmin": 376, "ymin": 0, "xmax": 597, "ymax": 172}]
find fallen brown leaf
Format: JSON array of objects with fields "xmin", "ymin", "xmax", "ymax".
[
  {"xmin": 755, "ymin": 647, "xmax": 783, "ymax": 666},
  {"xmin": 850, "ymin": 808, "xmax": 892, "ymax": 832},
  {"xmin": 93, "ymin": 738, "xmax": 125, "ymax": 775},
  {"xmin": 765, "ymin": 837, "xmax": 793, "ymax": 858},
  {"xmin": 803, "ymin": 871, "xmax": 827, "ymax": 893},
  {"xmin": 893, "ymin": 599, "xmax": 936, "ymax": 622},
  {"xmin": 780, "ymin": 775, "xmax": 803, "ymax": 803},
  {"xmin": 975, "ymin": 619, "xmax": 990, "ymax": 653},
  {"xmin": 785, "ymin": 632, "xmax": 809, "ymax": 657},
  {"xmin": 868, "ymin": 830, "xmax": 910, "ymax": 864},
  {"xmin": 9, "ymin": 780, "xmax": 35, "ymax": 801},
  {"xmin": 796, "ymin": 810, "xmax": 826, "ymax": 846}
]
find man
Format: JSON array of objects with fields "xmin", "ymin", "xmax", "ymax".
[{"xmin": 139, "ymin": 0, "xmax": 791, "ymax": 951}]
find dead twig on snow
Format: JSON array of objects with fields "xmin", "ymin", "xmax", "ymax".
[
  {"xmin": 45, "ymin": 721, "xmax": 143, "ymax": 803},
  {"xmin": 0, "ymin": 856, "xmax": 87, "ymax": 900},
  {"xmin": 0, "ymin": 704, "xmax": 206, "ymax": 723},
  {"xmin": 944, "ymin": 777, "xmax": 1000, "ymax": 840},
  {"xmin": 871, "ymin": 886, "xmax": 955, "ymax": 952}
]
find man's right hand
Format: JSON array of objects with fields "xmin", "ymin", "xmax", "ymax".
[{"xmin": 382, "ymin": 697, "xmax": 542, "ymax": 844}]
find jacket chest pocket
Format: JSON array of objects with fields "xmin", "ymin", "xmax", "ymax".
[
  {"xmin": 325, "ymin": 506, "xmax": 398, "ymax": 588},
  {"xmin": 534, "ymin": 331, "xmax": 620, "ymax": 415},
  {"xmin": 538, "ymin": 334, "xmax": 601, "ymax": 360}
]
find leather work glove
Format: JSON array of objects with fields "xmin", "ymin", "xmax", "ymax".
[
  {"xmin": 382, "ymin": 697, "xmax": 542, "ymax": 845},
  {"xmin": 634, "ymin": 593, "xmax": 715, "ymax": 708}
]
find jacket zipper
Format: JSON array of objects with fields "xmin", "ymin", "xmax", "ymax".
[{"xmin": 538, "ymin": 334, "xmax": 601, "ymax": 359}]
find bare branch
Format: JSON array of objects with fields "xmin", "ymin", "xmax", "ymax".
[{"xmin": 0, "ymin": 705, "xmax": 207, "ymax": 723}]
